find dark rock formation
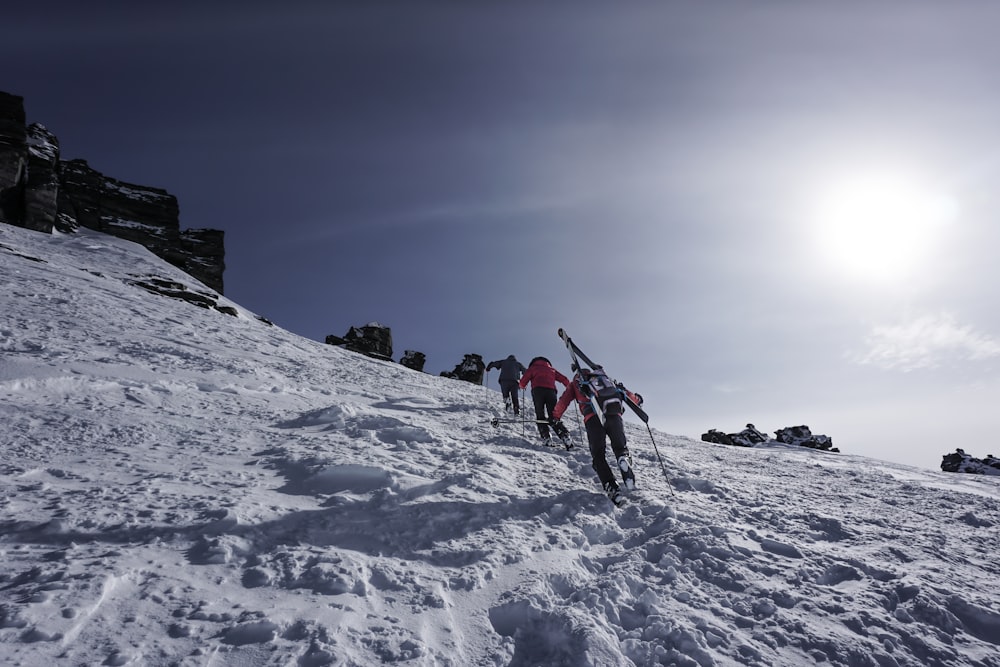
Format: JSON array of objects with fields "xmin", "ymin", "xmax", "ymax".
[
  {"xmin": 702, "ymin": 423, "xmax": 838, "ymax": 453},
  {"xmin": 0, "ymin": 92, "xmax": 27, "ymax": 224},
  {"xmin": 941, "ymin": 449, "xmax": 1000, "ymax": 476},
  {"xmin": 400, "ymin": 350, "xmax": 426, "ymax": 372},
  {"xmin": 0, "ymin": 90, "xmax": 225, "ymax": 293},
  {"xmin": 24, "ymin": 124, "xmax": 60, "ymax": 233},
  {"xmin": 325, "ymin": 322, "xmax": 393, "ymax": 361},
  {"xmin": 129, "ymin": 276, "xmax": 237, "ymax": 317},
  {"xmin": 701, "ymin": 424, "xmax": 769, "ymax": 448},
  {"xmin": 440, "ymin": 354, "xmax": 485, "ymax": 385},
  {"xmin": 775, "ymin": 425, "xmax": 837, "ymax": 452}
]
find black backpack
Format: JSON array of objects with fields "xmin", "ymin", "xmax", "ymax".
[{"xmin": 583, "ymin": 368, "xmax": 623, "ymax": 416}]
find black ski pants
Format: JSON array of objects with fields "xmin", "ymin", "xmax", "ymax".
[
  {"xmin": 530, "ymin": 387, "xmax": 558, "ymax": 438},
  {"xmin": 499, "ymin": 380, "xmax": 520, "ymax": 414},
  {"xmin": 585, "ymin": 413, "xmax": 629, "ymax": 486}
]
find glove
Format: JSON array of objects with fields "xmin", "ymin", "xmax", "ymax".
[{"xmin": 634, "ymin": 393, "xmax": 643, "ymax": 406}]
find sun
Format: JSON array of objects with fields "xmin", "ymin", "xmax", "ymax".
[{"xmin": 812, "ymin": 171, "xmax": 957, "ymax": 283}]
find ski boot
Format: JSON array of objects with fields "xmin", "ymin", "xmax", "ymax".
[
  {"xmin": 617, "ymin": 452, "xmax": 636, "ymax": 491},
  {"xmin": 602, "ymin": 479, "xmax": 624, "ymax": 507},
  {"xmin": 550, "ymin": 419, "xmax": 572, "ymax": 449}
]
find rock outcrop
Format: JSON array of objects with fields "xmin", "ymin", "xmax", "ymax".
[
  {"xmin": 129, "ymin": 276, "xmax": 239, "ymax": 318},
  {"xmin": 0, "ymin": 92, "xmax": 27, "ymax": 224},
  {"xmin": 440, "ymin": 354, "xmax": 486, "ymax": 385},
  {"xmin": 702, "ymin": 423, "xmax": 838, "ymax": 453},
  {"xmin": 774, "ymin": 425, "xmax": 836, "ymax": 452},
  {"xmin": 24, "ymin": 123, "xmax": 60, "ymax": 233},
  {"xmin": 701, "ymin": 424, "xmax": 769, "ymax": 448},
  {"xmin": 941, "ymin": 449, "xmax": 1000, "ymax": 476},
  {"xmin": 326, "ymin": 322, "xmax": 393, "ymax": 361},
  {"xmin": 0, "ymin": 91, "xmax": 225, "ymax": 294},
  {"xmin": 400, "ymin": 350, "xmax": 426, "ymax": 372}
]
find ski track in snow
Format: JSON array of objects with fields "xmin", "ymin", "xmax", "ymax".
[{"xmin": 2, "ymin": 223, "xmax": 1000, "ymax": 666}]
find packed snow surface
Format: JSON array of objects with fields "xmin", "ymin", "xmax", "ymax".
[{"xmin": 2, "ymin": 223, "xmax": 999, "ymax": 666}]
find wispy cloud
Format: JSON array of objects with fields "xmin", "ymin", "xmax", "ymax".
[{"xmin": 851, "ymin": 314, "xmax": 1000, "ymax": 371}]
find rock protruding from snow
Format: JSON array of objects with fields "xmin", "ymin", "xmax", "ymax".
[
  {"xmin": 326, "ymin": 322, "xmax": 393, "ymax": 361},
  {"xmin": 24, "ymin": 123, "xmax": 60, "ymax": 233},
  {"xmin": 703, "ymin": 423, "xmax": 838, "ymax": 452},
  {"xmin": 702, "ymin": 423, "xmax": 770, "ymax": 447},
  {"xmin": 941, "ymin": 448, "xmax": 1000, "ymax": 475},
  {"xmin": 775, "ymin": 424, "xmax": 836, "ymax": 451},
  {"xmin": 0, "ymin": 89, "xmax": 226, "ymax": 294},
  {"xmin": 400, "ymin": 349, "xmax": 426, "ymax": 372},
  {"xmin": 0, "ymin": 91, "xmax": 27, "ymax": 224},
  {"xmin": 440, "ymin": 353, "xmax": 486, "ymax": 385}
]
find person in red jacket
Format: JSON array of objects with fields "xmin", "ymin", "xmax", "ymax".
[
  {"xmin": 553, "ymin": 365, "xmax": 642, "ymax": 504},
  {"xmin": 518, "ymin": 356, "xmax": 570, "ymax": 444}
]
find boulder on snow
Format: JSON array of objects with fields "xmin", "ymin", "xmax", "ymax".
[
  {"xmin": 702, "ymin": 423, "xmax": 839, "ymax": 452},
  {"xmin": 325, "ymin": 322, "xmax": 393, "ymax": 361},
  {"xmin": 941, "ymin": 448, "xmax": 1000, "ymax": 475},
  {"xmin": 701, "ymin": 423, "xmax": 769, "ymax": 448},
  {"xmin": 774, "ymin": 425, "xmax": 837, "ymax": 452},
  {"xmin": 400, "ymin": 350, "xmax": 426, "ymax": 372},
  {"xmin": 440, "ymin": 353, "xmax": 485, "ymax": 385}
]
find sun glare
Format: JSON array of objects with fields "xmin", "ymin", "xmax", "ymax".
[{"xmin": 813, "ymin": 172, "xmax": 957, "ymax": 283}]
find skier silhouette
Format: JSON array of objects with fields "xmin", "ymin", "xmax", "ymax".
[
  {"xmin": 485, "ymin": 354, "xmax": 526, "ymax": 415},
  {"xmin": 518, "ymin": 356, "xmax": 570, "ymax": 444},
  {"xmin": 554, "ymin": 365, "xmax": 643, "ymax": 504}
]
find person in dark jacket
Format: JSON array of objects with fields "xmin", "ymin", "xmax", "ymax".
[
  {"xmin": 486, "ymin": 354, "xmax": 526, "ymax": 414},
  {"xmin": 518, "ymin": 356, "xmax": 570, "ymax": 443},
  {"xmin": 553, "ymin": 366, "xmax": 642, "ymax": 503}
]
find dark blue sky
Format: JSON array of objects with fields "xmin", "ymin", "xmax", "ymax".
[{"xmin": 6, "ymin": 2, "xmax": 1000, "ymax": 468}]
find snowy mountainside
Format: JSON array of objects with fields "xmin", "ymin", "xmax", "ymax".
[{"xmin": 2, "ymin": 222, "xmax": 1000, "ymax": 666}]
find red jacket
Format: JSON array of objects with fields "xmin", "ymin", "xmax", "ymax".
[
  {"xmin": 518, "ymin": 357, "xmax": 569, "ymax": 391},
  {"xmin": 553, "ymin": 374, "xmax": 640, "ymax": 423}
]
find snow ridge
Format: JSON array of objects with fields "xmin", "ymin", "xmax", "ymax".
[{"xmin": 2, "ymin": 223, "xmax": 999, "ymax": 666}]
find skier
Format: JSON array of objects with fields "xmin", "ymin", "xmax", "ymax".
[
  {"xmin": 553, "ymin": 365, "xmax": 643, "ymax": 504},
  {"xmin": 518, "ymin": 356, "xmax": 570, "ymax": 444},
  {"xmin": 485, "ymin": 354, "xmax": 526, "ymax": 415}
]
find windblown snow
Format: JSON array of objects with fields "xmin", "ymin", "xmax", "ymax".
[{"xmin": 2, "ymin": 223, "xmax": 999, "ymax": 666}]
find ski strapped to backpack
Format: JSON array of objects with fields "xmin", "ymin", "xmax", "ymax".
[
  {"xmin": 557, "ymin": 328, "xmax": 674, "ymax": 494},
  {"xmin": 557, "ymin": 328, "xmax": 647, "ymax": 423}
]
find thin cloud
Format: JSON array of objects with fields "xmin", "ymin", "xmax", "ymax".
[{"xmin": 851, "ymin": 314, "xmax": 1000, "ymax": 371}]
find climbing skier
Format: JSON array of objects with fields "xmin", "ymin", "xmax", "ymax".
[
  {"xmin": 518, "ymin": 356, "xmax": 570, "ymax": 444},
  {"xmin": 553, "ymin": 365, "xmax": 643, "ymax": 504},
  {"xmin": 485, "ymin": 354, "xmax": 526, "ymax": 415}
]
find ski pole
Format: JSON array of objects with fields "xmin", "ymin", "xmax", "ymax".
[
  {"xmin": 645, "ymin": 423, "xmax": 675, "ymax": 496},
  {"xmin": 521, "ymin": 387, "xmax": 528, "ymax": 440}
]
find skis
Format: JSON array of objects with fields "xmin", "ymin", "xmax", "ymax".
[{"xmin": 557, "ymin": 328, "xmax": 648, "ymax": 423}]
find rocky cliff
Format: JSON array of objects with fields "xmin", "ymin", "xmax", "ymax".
[{"xmin": 0, "ymin": 91, "xmax": 225, "ymax": 293}]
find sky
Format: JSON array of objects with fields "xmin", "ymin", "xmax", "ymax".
[
  {"xmin": 5, "ymin": 2, "xmax": 1000, "ymax": 469},
  {"xmin": 2, "ymin": 221, "xmax": 999, "ymax": 665}
]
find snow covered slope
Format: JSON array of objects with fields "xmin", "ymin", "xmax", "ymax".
[{"xmin": 2, "ymin": 222, "xmax": 999, "ymax": 666}]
